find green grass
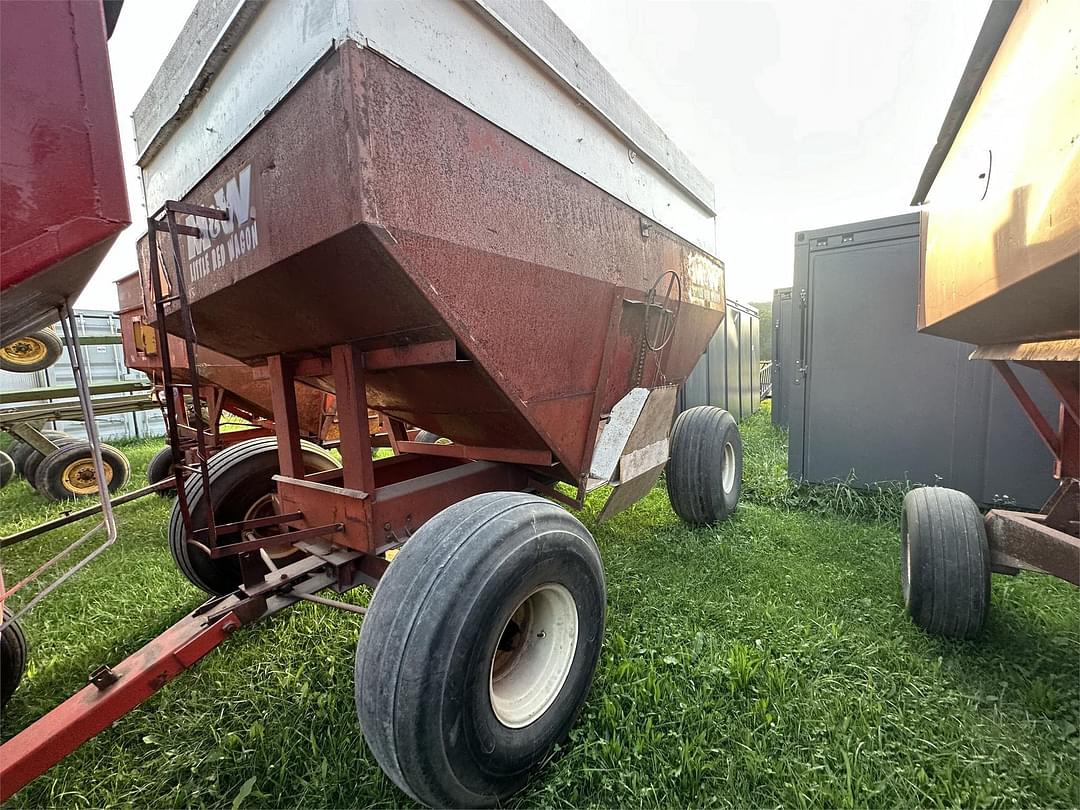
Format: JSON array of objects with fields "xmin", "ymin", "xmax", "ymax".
[{"xmin": 2, "ymin": 407, "xmax": 1078, "ymax": 808}]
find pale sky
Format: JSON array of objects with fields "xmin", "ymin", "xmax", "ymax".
[{"xmin": 81, "ymin": 0, "xmax": 990, "ymax": 311}]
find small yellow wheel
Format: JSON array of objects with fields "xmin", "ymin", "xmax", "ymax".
[
  {"xmin": 0, "ymin": 328, "xmax": 63, "ymax": 373},
  {"xmin": 60, "ymin": 457, "xmax": 114, "ymax": 497},
  {"xmin": 34, "ymin": 442, "xmax": 130, "ymax": 501}
]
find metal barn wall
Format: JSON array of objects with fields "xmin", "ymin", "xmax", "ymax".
[
  {"xmin": 0, "ymin": 310, "xmax": 163, "ymax": 441},
  {"xmin": 680, "ymin": 299, "xmax": 760, "ymax": 420},
  {"xmin": 785, "ymin": 213, "xmax": 1058, "ymax": 509},
  {"xmin": 771, "ymin": 287, "xmax": 794, "ymax": 427}
]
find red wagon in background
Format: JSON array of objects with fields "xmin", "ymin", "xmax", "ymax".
[
  {"xmin": 0, "ymin": 0, "xmax": 131, "ymax": 719},
  {"xmin": 901, "ymin": 0, "xmax": 1079, "ymax": 638},
  {"xmin": 0, "ymin": 0, "xmax": 129, "ymax": 368}
]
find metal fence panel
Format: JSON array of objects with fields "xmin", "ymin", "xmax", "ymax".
[{"xmin": 679, "ymin": 299, "xmax": 760, "ymax": 420}]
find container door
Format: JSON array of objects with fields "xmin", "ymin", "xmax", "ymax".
[
  {"xmin": 791, "ymin": 236, "xmax": 976, "ymax": 488},
  {"xmin": 772, "ymin": 289, "xmax": 793, "ymax": 427}
]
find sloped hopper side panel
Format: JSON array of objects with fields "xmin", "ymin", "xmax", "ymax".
[{"xmin": 140, "ymin": 42, "xmax": 725, "ymax": 480}]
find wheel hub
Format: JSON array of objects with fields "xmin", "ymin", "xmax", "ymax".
[
  {"xmin": 61, "ymin": 458, "xmax": 113, "ymax": 496},
  {"xmin": 1, "ymin": 337, "xmax": 47, "ymax": 366},
  {"xmin": 243, "ymin": 492, "xmax": 294, "ymax": 560},
  {"xmin": 489, "ymin": 583, "xmax": 578, "ymax": 729},
  {"xmin": 722, "ymin": 440, "xmax": 736, "ymax": 493}
]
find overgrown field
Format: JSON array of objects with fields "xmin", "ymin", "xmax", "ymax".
[{"xmin": 2, "ymin": 407, "xmax": 1077, "ymax": 808}]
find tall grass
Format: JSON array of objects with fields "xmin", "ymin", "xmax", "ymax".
[
  {"xmin": 1, "ymin": 410, "xmax": 1077, "ymax": 808},
  {"xmin": 740, "ymin": 405, "xmax": 909, "ymax": 523}
]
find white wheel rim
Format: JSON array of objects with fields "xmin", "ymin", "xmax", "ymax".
[
  {"xmin": 721, "ymin": 441, "xmax": 736, "ymax": 494},
  {"xmin": 489, "ymin": 583, "xmax": 578, "ymax": 729},
  {"xmin": 243, "ymin": 492, "xmax": 294, "ymax": 560}
]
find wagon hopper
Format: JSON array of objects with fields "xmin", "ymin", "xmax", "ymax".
[{"xmin": 2, "ymin": 2, "xmax": 741, "ymax": 805}]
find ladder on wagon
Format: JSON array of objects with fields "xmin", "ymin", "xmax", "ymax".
[{"xmin": 144, "ymin": 202, "xmax": 229, "ymax": 554}]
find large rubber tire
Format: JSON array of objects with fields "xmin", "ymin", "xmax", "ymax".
[
  {"xmin": 0, "ymin": 327, "xmax": 64, "ymax": 373},
  {"xmin": 34, "ymin": 441, "xmax": 130, "ymax": 501},
  {"xmin": 10, "ymin": 430, "xmax": 70, "ymax": 479},
  {"xmin": 21, "ymin": 432, "xmax": 78, "ymax": 488},
  {"xmin": 666, "ymin": 406, "xmax": 743, "ymax": 525},
  {"xmin": 147, "ymin": 445, "xmax": 177, "ymax": 495},
  {"xmin": 9, "ymin": 441, "xmax": 35, "ymax": 477},
  {"xmin": 1, "ymin": 607, "xmax": 28, "ymax": 707},
  {"xmin": 901, "ymin": 487, "xmax": 991, "ymax": 639},
  {"xmin": 414, "ymin": 430, "xmax": 449, "ymax": 444},
  {"xmin": 356, "ymin": 492, "xmax": 606, "ymax": 808},
  {"xmin": 168, "ymin": 437, "xmax": 340, "ymax": 595},
  {"xmin": 0, "ymin": 451, "xmax": 13, "ymax": 488}
]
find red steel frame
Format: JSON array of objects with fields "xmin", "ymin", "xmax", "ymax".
[
  {"xmin": 983, "ymin": 357, "xmax": 1079, "ymax": 584},
  {"xmin": 0, "ymin": 191, "xmax": 643, "ymax": 796},
  {"xmin": 0, "ymin": 549, "xmax": 375, "ymax": 801}
]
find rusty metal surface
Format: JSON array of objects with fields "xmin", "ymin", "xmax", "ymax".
[
  {"xmin": 971, "ymin": 339, "xmax": 1080, "ymax": 364},
  {"xmin": 986, "ymin": 508, "xmax": 1080, "ymax": 585},
  {"xmin": 135, "ymin": 44, "xmax": 725, "ymax": 482},
  {"xmin": 0, "ymin": 0, "xmax": 130, "ymax": 341},
  {"xmin": 116, "ymin": 272, "xmax": 330, "ymax": 439},
  {"xmin": 596, "ymin": 462, "xmax": 666, "ymax": 523}
]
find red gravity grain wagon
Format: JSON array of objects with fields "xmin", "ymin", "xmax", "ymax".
[
  {"xmin": 1, "ymin": 2, "xmax": 743, "ymax": 806},
  {"xmin": 901, "ymin": 0, "xmax": 1078, "ymax": 638}
]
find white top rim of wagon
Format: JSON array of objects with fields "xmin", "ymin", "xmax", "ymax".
[{"xmin": 489, "ymin": 583, "xmax": 579, "ymax": 729}]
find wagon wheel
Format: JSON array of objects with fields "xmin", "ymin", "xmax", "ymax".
[
  {"xmin": 0, "ymin": 452, "xmax": 14, "ymax": 489},
  {"xmin": 356, "ymin": 492, "xmax": 606, "ymax": 807},
  {"xmin": 34, "ymin": 441, "xmax": 130, "ymax": 501},
  {"xmin": 667, "ymin": 406, "xmax": 743, "ymax": 524},
  {"xmin": 9, "ymin": 429, "xmax": 72, "ymax": 479},
  {"xmin": 168, "ymin": 437, "xmax": 340, "ymax": 595},
  {"xmin": 900, "ymin": 487, "xmax": 990, "ymax": 639},
  {"xmin": 1, "ymin": 607, "xmax": 28, "ymax": 707},
  {"xmin": 644, "ymin": 270, "xmax": 683, "ymax": 352},
  {"xmin": 146, "ymin": 445, "xmax": 178, "ymax": 495},
  {"xmin": 22, "ymin": 433, "xmax": 79, "ymax": 490},
  {"xmin": 0, "ymin": 328, "xmax": 64, "ymax": 373}
]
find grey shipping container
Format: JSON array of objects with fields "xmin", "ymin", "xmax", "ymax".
[
  {"xmin": 680, "ymin": 298, "xmax": 760, "ymax": 421},
  {"xmin": 0, "ymin": 310, "xmax": 164, "ymax": 442},
  {"xmin": 785, "ymin": 212, "xmax": 1057, "ymax": 510},
  {"xmin": 770, "ymin": 287, "xmax": 794, "ymax": 427}
]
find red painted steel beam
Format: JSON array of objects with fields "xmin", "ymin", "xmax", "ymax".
[
  {"xmin": 1058, "ymin": 408, "xmax": 1079, "ymax": 480},
  {"xmin": 991, "ymin": 360, "xmax": 1060, "ymax": 458},
  {"xmin": 331, "ymin": 343, "xmax": 376, "ymax": 493},
  {"xmin": 1044, "ymin": 370, "xmax": 1080, "ymax": 425},
  {"xmin": 372, "ymin": 460, "xmax": 529, "ymax": 541},
  {"xmin": 0, "ymin": 609, "xmax": 241, "ymax": 802},
  {"xmin": 363, "ymin": 339, "xmax": 456, "ymax": 370},
  {"xmin": 395, "ymin": 440, "xmax": 552, "ymax": 466},
  {"xmin": 267, "ymin": 354, "xmax": 304, "ymax": 478}
]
